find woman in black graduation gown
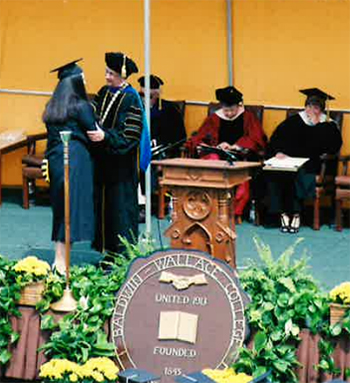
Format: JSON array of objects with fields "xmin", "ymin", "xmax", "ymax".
[
  {"xmin": 266, "ymin": 88, "xmax": 342, "ymax": 233},
  {"xmin": 43, "ymin": 60, "xmax": 96, "ymax": 273}
]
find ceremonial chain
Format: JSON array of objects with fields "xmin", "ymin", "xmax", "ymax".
[{"xmin": 100, "ymin": 82, "xmax": 128, "ymax": 125}]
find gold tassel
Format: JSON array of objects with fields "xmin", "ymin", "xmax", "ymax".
[
  {"xmin": 326, "ymin": 97, "xmax": 330, "ymax": 122},
  {"xmin": 159, "ymin": 95, "xmax": 162, "ymax": 110},
  {"xmin": 41, "ymin": 158, "xmax": 50, "ymax": 183},
  {"xmin": 121, "ymin": 54, "xmax": 127, "ymax": 79}
]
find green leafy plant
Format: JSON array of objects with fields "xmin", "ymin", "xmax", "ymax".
[
  {"xmin": 0, "ymin": 255, "xmax": 22, "ymax": 365},
  {"xmin": 315, "ymin": 306, "xmax": 350, "ymax": 377},
  {"xmin": 233, "ymin": 236, "xmax": 330, "ymax": 383},
  {"xmin": 315, "ymin": 338, "xmax": 341, "ymax": 376}
]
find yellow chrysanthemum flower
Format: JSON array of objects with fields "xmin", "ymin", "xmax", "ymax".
[
  {"xmin": 14, "ymin": 256, "xmax": 50, "ymax": 277},
  {"xmin": 330, "ymin": 282, "xmax": 350, "ymax": 305},
  {"xmin": 202, "ymin": 368, "xmax": 252, "ymax": 383},
  {"xmin": 92, "ymin": 371, "xmax": 104, "ymax": 382},
  {"xmin": 40, "ymin": 357, "xmax": 119, "ymax": 382},
  {"xmin": 69, "ymin": 373, "xmax": 79, "ymax": 382}
]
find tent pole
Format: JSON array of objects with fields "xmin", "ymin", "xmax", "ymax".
[
  {"xmin": 226, "ymin": 0, "xmax": 233, "ymax": 85},
  {"xmin": 144, "ymin": 0, "xmax": 152, "ymax": 235}
]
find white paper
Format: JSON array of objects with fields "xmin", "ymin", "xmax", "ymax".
[{"xmin": 264, "ymin": 156, "xmax": 309, "ymax": 171}]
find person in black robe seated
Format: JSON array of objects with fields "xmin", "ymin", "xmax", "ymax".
[
  {"xmin": 137, "ymin": 75, "xmax": 187, "ymax": 222},
  {"xmin": 43, "ymin": 59, "xmax": 96, "ymax": 273},
  {"xmin": 265, "ymin": 88, "xmax": 342, "ymax": 233},
  {"xmin": 138, "ymin": 75, "xmax": 187, "ymax": 158}
]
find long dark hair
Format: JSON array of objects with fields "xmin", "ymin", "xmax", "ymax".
[{"xmin": 43, "ymin": 74, "xmax": 88, "ymax": 124}]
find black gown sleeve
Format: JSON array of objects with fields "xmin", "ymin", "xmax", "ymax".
[
  {"xmin": 319, "ymin": 121, "xmax": 343, "ymax": 154},
  {"xmin": 169, "ymin": 103, "xmax": 187, "ymax": 142},
  {"xmin": 77, "ymin": 102, "xmax": 97, "ymax": 132},
  {"xmin": 266, "ymin": 117, "xmax": 294, "ymax": 158}
]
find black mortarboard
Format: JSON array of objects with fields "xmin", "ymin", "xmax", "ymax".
[
  {"xmin": 138, "ymin": 75, "xmax": 164, "ymax": 89},
  {"xmin": 215, "ymin": 86, "xmax": 243, "ymax": 106},
  {"xmin": 118, "ymin": 369, "xmax": 160, "ymax": 383},
  {"xmin": 50, "ymin": 59, "xmax": 83, "ymax": 80},
  {"xmin": 299, "ymin": 88, "xmax": 335, "ymax": 101},
  {"xmin": 300, "ymin": 88, "xmax": 334, "ymax": 116},
  {"xmin": 105, "ymin": 52, "xmax": 138, "ymax": 78},
  {"xmin": 175, "ymin": 372, "xmax": 216, "ymax": 383}
]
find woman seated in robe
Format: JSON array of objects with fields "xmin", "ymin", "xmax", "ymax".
[
  {"xmin": 185, "ymin": 86, "xmax": 266, "ymax": 221},
  {"xmin": 265, "ymin": 88, "xmax": 342, "ymax": 233}
]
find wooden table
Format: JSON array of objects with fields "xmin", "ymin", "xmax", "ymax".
[{"xmin": 0, "ymin": 136, "xmax": 28, "ymax": 206}]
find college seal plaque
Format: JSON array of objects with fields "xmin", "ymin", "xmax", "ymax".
[{"xmin": 112, "ymin": 249, "xmax": 249, "ymax": 383}]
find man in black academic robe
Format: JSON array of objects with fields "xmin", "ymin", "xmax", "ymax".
[
  {"xmin": 138, "ymin": 75, "xmax": 186, "ymax": 158},
  {"xmin": 88, "ymin": 52, "xmax": 143, "ymax": 255}
]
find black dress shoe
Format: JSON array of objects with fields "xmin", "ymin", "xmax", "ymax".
[
  {"xmin": 138, "ymin": 205, "xmax": 146, "ymax": 223},
  {"xmin": 289, "ymin": 214, "xmax": 300, "ymax": 234},
  {"xmin": 280, "ymin": 213, "xmax": 290, "ymax": 233}
]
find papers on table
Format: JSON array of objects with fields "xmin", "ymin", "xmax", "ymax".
[{"xmin": 263, "ymin": 156, "xmax": 309, "ymax": 172}]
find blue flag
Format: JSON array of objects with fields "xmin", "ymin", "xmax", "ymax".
[{"xmin": 124, "ymin": 85, "xmax": 152, "ymax": 171}]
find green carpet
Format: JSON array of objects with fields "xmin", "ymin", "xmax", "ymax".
[{"xmin": 0, "ymin": 189, "xmax": 349, "ymax": 291}]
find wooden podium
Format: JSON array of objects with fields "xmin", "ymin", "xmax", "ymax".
[{"xmin": 153, "ymin": 158, "xmax": 261, "ymax": 268}]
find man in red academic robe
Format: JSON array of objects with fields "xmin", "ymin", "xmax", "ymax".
[{"xmin": 186, "ymin": 86, "xmax": 266, "ymax": 219}]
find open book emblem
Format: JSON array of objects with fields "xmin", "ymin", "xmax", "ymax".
[
  {"xmin": 159, "ymin": 271, "xmax": 207, "ymax": 290},
  {"xmin": 158, "ymin": 311, "xmax": 198, "ymax": 344}
]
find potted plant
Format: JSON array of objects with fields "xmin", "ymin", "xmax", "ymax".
[
  {"xmin": 39, "ymin": 357, "xmax": 119, "ymax": 383},
  {"xmin": 329, "ymin": 282, "xmax": 350, "ymax": 326},
  {"xmin": 13, "ymin": 256, "xmax": 51, "ymax": 306}
]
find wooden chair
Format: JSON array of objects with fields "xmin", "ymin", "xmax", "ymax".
[
  {"xmin": 22, "ymin": 132, "xmax": 47, "ymax": 209},
  {"xmin": 335, "ymin": 155, "xmax": 350, "ymax": 231},
  {"xmin": 286, "ymin": 109, "xmax": 344, "ymax": 230},
  {"xmin": 157, "ymin": 100, "xmax": 186, "ymax": 219}
]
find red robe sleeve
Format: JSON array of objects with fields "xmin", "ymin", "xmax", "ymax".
[
  {"xmin": 185, "ymin": 114, "xmax": 220, "ymax": 155},
  {"xmin": 235, "ymin": 110, "xmax": 266, "ymax": 153}
]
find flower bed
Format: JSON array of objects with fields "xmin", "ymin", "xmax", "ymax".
[{"xmin": 0, "ymin": 237, "xmax": 350, "ymax": 383}]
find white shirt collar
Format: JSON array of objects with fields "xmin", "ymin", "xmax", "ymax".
[
  {"xmin": 215, "ymin": 105, "xmax": 245, "ymax": 121},
  {"xmin": 299, "ymin": 110, "xmax": 328, "ymax": 126}
]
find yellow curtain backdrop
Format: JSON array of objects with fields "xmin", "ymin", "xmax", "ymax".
[{"xmin": 0, "ymin": 0, "xmax": 349, "ymax": 186}]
